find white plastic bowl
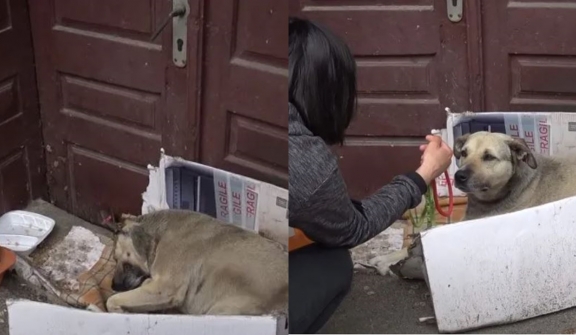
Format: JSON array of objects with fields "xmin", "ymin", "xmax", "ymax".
[{"xmin": 0, "ymin": 210, "xmax": 55, "ymax": 256}]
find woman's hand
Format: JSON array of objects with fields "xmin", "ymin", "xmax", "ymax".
[{"xmin": 416, "ymin": 135, "xmax": 453, "ymax": 185}]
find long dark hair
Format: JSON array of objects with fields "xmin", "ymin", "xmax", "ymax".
[{"xmin": 288, "ymin": 17, "xmax": 357, "ymax": 146}]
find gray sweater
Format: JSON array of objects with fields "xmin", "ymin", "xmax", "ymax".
[{"xmin": 288, "ymin": 103, "xmax": 427, "ymax": 248}]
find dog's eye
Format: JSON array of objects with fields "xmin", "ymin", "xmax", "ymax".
[
  {"xmin": 460, "ymin": 150, "xmax": 467, "ymax": 158},
  {"xmin": 483, "ymin": 153, "xmax": 497, "ymax": 161}
]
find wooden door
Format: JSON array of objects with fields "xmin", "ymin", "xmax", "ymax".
[
  {"xmin": 200, "ymin": 0, "xmax": 289, "ymax": 188},
  {"xmin": 290, "ymin": 0, "xmax": 474, "ymax": 199},
  {"xmin": 483, "ymin": 0, "xmax": 576, "ymax": 112},
  {"xmin": 0, "ymin": 0, "xmax": 46, "ymax": 213},
  {"xmin": 28, "ymin": 0, "xmax": 200, "ymax": 222}
]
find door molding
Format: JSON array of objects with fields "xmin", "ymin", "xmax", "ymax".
[{"xmin": 465, "ymin": 0, "xmax": 485, "ymax": 112}]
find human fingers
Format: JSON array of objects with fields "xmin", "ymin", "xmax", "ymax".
[
  {"xmin": 440, "ymin": 141, "xmax": 454, "ymax": 154},
  {"xmin": 419, "ymin": 144, "xmax": 427, "ymax": 152},
  {"xmin": 425, "ymin": 135, "xmax": 442, "ymax": 146}
]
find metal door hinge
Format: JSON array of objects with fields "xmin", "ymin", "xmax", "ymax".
[{"xmin": 447, "ymin": 0, "xmax": 463, "ymax": 23}]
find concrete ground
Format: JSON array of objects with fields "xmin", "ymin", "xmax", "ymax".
[
  {"xmin": 0, "ymin": 200, "xmax": 111, "ymax": 335},
  {"xmin": 320, "ymin": 272, "xmax": 576, "ymax": 334}
]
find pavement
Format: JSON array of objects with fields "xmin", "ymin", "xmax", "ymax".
[
  {"xmin": 320, "ymin": 272, "xmax": 576, "ymax": 334},
  {"xmin": 0, "ymin": 200, "xmax": 111, "ymax": 335}
]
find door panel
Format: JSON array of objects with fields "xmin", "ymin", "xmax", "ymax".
[
  {"xmin": 483, "ymin": 0, "xmax": 576, "ymax": 112},
  {"xmin": 200, "ymin": 0, "xmax": 289, "ymax": 188},
  {"xmin": 0, "ymin": 0, "xmax": 46, "ymax": 213},
  {"xmin": 290, "ymin": 0, "xmax": 471, "ymax": 198},
  {"xmin": 29, "ymin": 0, "xmax": 199, "ymax": 222}
]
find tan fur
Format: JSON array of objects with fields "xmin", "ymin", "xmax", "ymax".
[
  {"xmin": 379, "ymin": 131, "xmax": 576, "ymax": 280},
  {"xmin": 454, "ymin": 131, "xmax": 576, "ymax": 220},
  {"xmin": 106, "ymin": 209, "xmax": 288, "ymax": 316}
]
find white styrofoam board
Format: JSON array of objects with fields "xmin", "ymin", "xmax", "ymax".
[
  {"xmin": 8, "ymin": 300, "xmax": 287, "ymax": 335},
  {"xmin": 421, "ymin": 195, "xmax": 576, "ymax": 333}
]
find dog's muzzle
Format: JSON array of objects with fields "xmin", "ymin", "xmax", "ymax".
[
  {"xmin": 454, "ymin": 169, "xmax": 471, "ymax": 190},
  {"xmin": 112, "ymin": 262, "xmax": 150, "ymax": 292}
]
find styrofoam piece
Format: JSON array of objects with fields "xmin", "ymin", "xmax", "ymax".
[
  {"xmin": 0, "ymin": 235, "xmax": 38, "ymax": 253},
  {"xmin": 0, "ymin": 210, "xmax": 55, "ymax": 255},
  {"xmin": 421, "ymin": 195, "xmax": 576, "ymax": 333},
  {"xmin": 8, "ymin": 300, "xmax": 288, "ymax": 335}
]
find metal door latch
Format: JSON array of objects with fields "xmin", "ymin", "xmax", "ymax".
[
  {"xmin": 447, "ymin": 0, "xmax": 462, "ymax": 23},
  {"xmin": 150, "ymin": 0, "xmax": 189, "ymax": 68}
]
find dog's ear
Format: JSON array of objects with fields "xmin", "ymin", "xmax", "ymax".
[
  {"xmin": 507, "ymin": 138, "xmax": 537, "ymax": 169},
  {"xmin": 453, "ymin": 133, "xmax": 470, "ymax": 159}
]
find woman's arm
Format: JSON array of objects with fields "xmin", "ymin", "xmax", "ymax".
[{"xmin": 290, "ymin": 161, "xmax": 426, "ymax": 248}]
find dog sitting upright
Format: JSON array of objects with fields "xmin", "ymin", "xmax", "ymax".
[
  {"xmin": 105, "ymin": 209, "xmax": 288, "ymax": 316},
  {"xmin": 454, "ymin": 131, "xmax": 576, "ymax": 220}
]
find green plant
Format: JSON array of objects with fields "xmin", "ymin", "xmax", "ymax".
[{"xmin": 408, "ymin": 186, "xmax": 436, "ymax": 233}]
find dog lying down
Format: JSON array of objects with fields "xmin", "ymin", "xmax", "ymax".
[
  {"xmin": 378, "ymin": 131, "xmax": 576, "ymax": 279},
  {"xmin": 90, "ymin": 209, "xmax": 287, "ymax": 316}
]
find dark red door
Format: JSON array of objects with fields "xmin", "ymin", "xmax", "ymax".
[
  {"xmin": 290, "ymin": 1, "xmax": 473, "ymax": 198},
  {"xmin": 0, "ymin": 0, "xmax": 46, "ymax": 213},
  {"xmin": 28, "ymin": 0, "xmax": 200, "ymax": 222},
  {"xmin": 200, "ymin": 0, "xmax": 289, "ymax": 188},
  {"xmin": 483, "ymin": 0, "xmax": 576, "ymax": 112}
]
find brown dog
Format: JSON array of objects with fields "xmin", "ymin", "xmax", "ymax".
[{"xmin": 105, "ymin": 209, "xmax": 288, "ymax": 316}]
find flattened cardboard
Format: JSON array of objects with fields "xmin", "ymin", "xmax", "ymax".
[{"xmin": 142, "ymin": 150, "xmax": 288, "ymax": 246}]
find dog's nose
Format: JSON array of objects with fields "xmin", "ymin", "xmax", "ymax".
[
  {"xmin": 111, "ymin": 277, "xmax": 123, "ymax": 292},
  {"xmin": 455, "ymin": 170, "xmax": 469, "ymax": 183}
]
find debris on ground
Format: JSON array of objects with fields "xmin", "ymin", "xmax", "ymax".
[
  {"xmin": 39, "ymin": 226, "xmax": 104, "ymax": 292},
  {"xmin": 5, "ymin": 200, "xmax": 117, "ymax": 312},
  {"xmin": 350, "ymin": 221, "xmax": 405, "ymax": 272}
]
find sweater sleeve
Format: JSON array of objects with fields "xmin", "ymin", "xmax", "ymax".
[{"xmin": 290, "ymin": 164, "xmax": 426, "ymax": 248}]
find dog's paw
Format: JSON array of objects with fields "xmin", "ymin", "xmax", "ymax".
[{"xmin": 106, "ymin": 298, "xmax": 125, "ymax": 314}]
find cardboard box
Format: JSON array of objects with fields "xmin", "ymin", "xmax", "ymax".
[
  {"xmin": 142, "ymin": 150, "xmax": 289, "ymax": 247},
  {"xmin": 422, "ymin": 111, "xmax": 576, "ymax": 332},
  {"xmin": 8, "ymin": 151, "xmax": 289, "ymax": 335},
  {"xmin": 434, "ymin": 111, "xmax": 576, "ymax": 197}
]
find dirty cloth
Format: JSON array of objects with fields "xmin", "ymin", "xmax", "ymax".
[{"xmin": 63, "ymin": 243, "xmax": 115, "ymax": 311}]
